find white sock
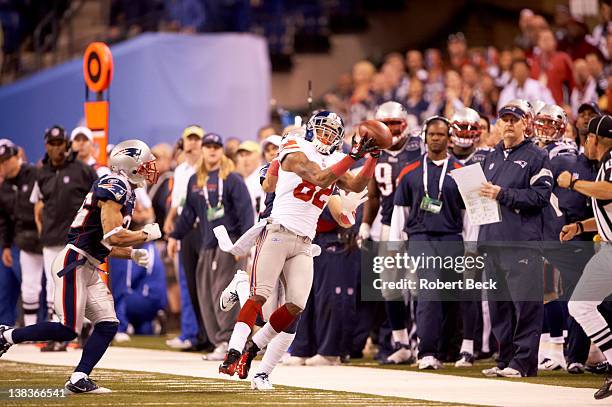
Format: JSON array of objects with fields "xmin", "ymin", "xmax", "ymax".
[
  {"xmin": 70, "ymin": 372, "xmax": 87, "ymax": 384},
  {"xmin": 549, "ymin": 343, "xmax": 566, "ymax": 367},
  {"xmin": 257, "ymin": 332, "xmax": 295, "ymax": 375},
  {"xmin": 236, "ymin": 280, "xmax": 250, "ymax": 309},
  {"xmin": 3, "ymin": 329, "xmax": 14, "ymax": 344},
  {"xmin": 391, "ymin": 329, "xmax": 409, "ymax": 345},
  {"xmin": 227, "ymin": 322, "xmax": 251, "ymax": 353},
  {"xmin": 603, "ymin": 349, "xmax": 612, "ymax": 365},
  {"xmin": 460, "ymin": 339, "xmax": 474, "ymax": 355},
  {"xmin": 252, "ymin": 322, "xmax": 279, "ymax": 349},
  {"xmin": 24, "ymin": 313, "xmax": 37, "ymax": 326}
]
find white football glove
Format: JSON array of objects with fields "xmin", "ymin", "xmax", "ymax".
[
  {"xmin": 143, "ymin": 223, "xmax": 162, "ymax": 242},
  {"xmin": 131, "ymin": 248, "xmax": 151, "ymax": 267},
  {"xmin": 339, "ymin": 188, "xmax": 368, "ymax": 225},
  {"xmin": 358, "ymin": 223, "xmax": 371, "ymax": 241}
]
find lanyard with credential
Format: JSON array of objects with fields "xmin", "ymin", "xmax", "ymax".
[
  {"xmin": 202, "ymin": 176, "xmax": 223, "ymax": 208},
  {"xmin": 422, "ymin": 154, "xmax": 448, "ymax": 200}
]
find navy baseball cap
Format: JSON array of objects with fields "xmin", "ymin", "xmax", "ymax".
[
  {"xmin": 202, "ymin": 133, "xmax": 223, "ymax": 147},
  {"xmin": 44, "ymin": 125, "xmax": 68, "ymax": 143},
  {"xmin": 587, "ymin": 115, "xmax": 612, "ymax": 138},
  {"xmin": 498, "ymin": 105, "xmax": 527, "ymax": 119},
  {"xmin": 578, "ymin": 102, "xmax": 602, "ymax": 116}
]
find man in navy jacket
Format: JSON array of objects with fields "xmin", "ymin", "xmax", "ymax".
[{"xmin": 478, "ymin": 104, "xmax": 553, "ymax": 378}]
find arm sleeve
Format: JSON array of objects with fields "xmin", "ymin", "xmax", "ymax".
[
  {"xmin": 497, "ymin": 153, "xmax": 553, "ymax": 210},
  {"xmin": 230, "ymin": 174, "xmax": 255, "ymax": 235},
  {"xmin": 170, "ymin": 175, "xmax": 198, "ymax": 240}
]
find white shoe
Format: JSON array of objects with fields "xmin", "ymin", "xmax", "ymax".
[
  {"xmin": 165, "ymin": 337, "xmax": 192, "ymax": 350},
  {"xmin": 418, "ymin": 355, "xmax": 442, "ymax": 370},
  {"xmin": 220, "ymin": 270, "xmax": 249, "ymax": 312},
  {"xmin": 454, "ymin": 352, "xmax": 474, "ymax": 367},
  {"xmin": 203, "ymin": 342, "xmax": 228, "ymax": 361},
  {"xmin": 305, "ymin": 354, "xmax": 341, "ymax": 366},
  {"xmin": 538, "ymin": 358, "xmax": 563, "ymax": 371},
  {"xmin": 282, "ymin": 356, "xmax": 306, "ymax": 366},
  {"xmin": 385, "ymin": 344, "xmax": 414, "ymax": 364},
  {"xmin": 497, "ymin": 367, "xmax": 522, "ymax": 377},
  {"xmin": 482, "ymin": 366, "xmax": 501, "ymax": 377},
  {"xmin": 251, "ymin": 372, "xmax": 274, "ymax": 390},
  {"xmin": 113, "ymin": 332, "xmax": 130, "ymax": 343}
]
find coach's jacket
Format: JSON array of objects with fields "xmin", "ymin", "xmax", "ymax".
[
  {"xmin": 171, "ymin": 170, "xmax": 254, "ymax": 249},
  {"xmin": 0, "ymin": 163, "xmax": 41, "ymax": 253},
  {"xmin": 478, "ymin": 139, "xmax": 552, "ymax": 243}
]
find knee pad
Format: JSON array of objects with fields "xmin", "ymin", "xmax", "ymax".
[{"xmin": 93, "ymin": 321, "xmax": 119, "ymax": 340}]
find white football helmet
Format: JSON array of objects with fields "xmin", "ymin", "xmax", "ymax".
[
  {"xmin": 375, "ymin": 101, "xmax": 410, "ymax": 149},
  {"xmin": 533, "ymin": 104, "xmax": 568, "ymax": 144},
  {"xmin": 451, "ymin": 107, "xmax": 481, "ymax": 148},
  {"xmin": 109, "ymin": 140, "xmax": 158, "ymax": 188}
]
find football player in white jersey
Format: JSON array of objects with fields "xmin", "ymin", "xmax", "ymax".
[{"xmin": 218, "ymin": 111, "xmax": 379, "ymax": 380}]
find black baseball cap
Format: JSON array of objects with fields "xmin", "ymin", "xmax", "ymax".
[
  {"xmin": 587, "ymin": 115, "xmax": 612, "ymax": 138},
  {"xmin": 202, "ymin": 133, "xmax": 223, "ymax": 147},
  {"xmin": 0, "ymin": 141, "xmax": 19, "ymax": 162},
  {"xmin": 578, "ymin": 102, "xmax": 602, "ymax": 116},
  {"xmin": 498, "ymin": 105, "xmax": 527, "ymax": 119},
  {"xmin": 44, "ymin": 125, "xmax": 68, "ymax": 143}
]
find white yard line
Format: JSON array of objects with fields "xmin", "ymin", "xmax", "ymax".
[{"xmin": 0, "ymin": 345, "xmax": 601, "ymax": 407}]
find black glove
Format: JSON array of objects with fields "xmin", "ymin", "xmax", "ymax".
[{"xmin": 348, "ymin": 135, "xmax": 377, "ymax": 160}]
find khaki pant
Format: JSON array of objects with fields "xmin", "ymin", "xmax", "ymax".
[{"xmin": 251, "ymin": 223, "xmax": 314, "ymax": 310}]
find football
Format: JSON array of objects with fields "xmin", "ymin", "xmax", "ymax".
[{"xmin": 358, "ymin": 120, "xmax": 393, "ymax": 150}]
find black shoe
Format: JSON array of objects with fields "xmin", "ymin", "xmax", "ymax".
[
  {"xmin": 567, "ymin": 362, "xmax": 585, "ymax": 374},
  {"xmin": 0, "ymin": 325, "xmax": 12, "ymax": 357},
  {"xmin": 475, "ymin": 350, "xmax": 495, "ymax": 360},
  {"xmin": 237, "ymin": 340, "xmax": 260, "ymax": 379},
  {"xmin": 586, "ymin": 361, "xmax": 610, "ymax": 375},
  {"xmin": 219, "ymin": 349, "xmax": 242, "ymax": 376},
  {"xmin": 595, "ymin": 368, "xmax": 612, "ymax": 400},
  {"xmin": 64, "ymin": 377, "xmax": 111, "ymax": 394}
]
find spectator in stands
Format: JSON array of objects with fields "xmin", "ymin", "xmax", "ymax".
[
  {"xmin": 478, "ymin": 114, "xmax": 491, "ymax": 148},
  {"xmin": 585, "ymin": 53, "xmax": 608, "ymax": 97},
  {"xmin": 168, "ymin": 133, "xmax": 254, "ymax": 361},
  {"xmin": 562, "ymin": 19, "xmax": 603, "ymax": 61},
  {"xmin": 448, "ymin": 32, "xmax": 468, "ymax": 70},
  {"xmin": 224, "ymin": 137, "xmax": 241, "ymax": 164},
  {"xmin": 406, "ymin": 50, "xmax": 427, "ymax": 81},
  {"xmin": 460, "ymin": 64, "xmax": 483, "ymax": 112},
  {"xmin": 236, "ymin": 140, "xmax": 264, "ymax": 221},
  {"xmin": 348, "ymin": 60, "xmax": 377, "ymax": 129},
  {"xmin": 257, "ymin": 125, "xmax": 278, "ymax": 142},
  {"xmin": 493, "ymin": 50, "xmax": 513, "ymax": 88},
  {"xmin": 587, "ymin": 0, "xmax": 611, "ymax": 59},
  {"xmin": 515, "ymin": 9, "xmax": 535, "ymax": 51},
  {"xmin": 480, "ymin": 73, "xmax": 500, "ymax": 117},
  {"xmin": 571, "ymin": 58, "xmax": 598, "ymax": 117},
  {"xmin": 149, "ymin": 143, "xmax": 174, "ymax": 236},
  {"xmin": 424, "ymin": 48, "xmax": 445, "ymax": 102},
  {"xmin": 530, "ymin": 29, "xmax": 574, "ymax": 105},
  {"xmin": 498, "ymin": 59, "xmax": 554, "ymax": 109},
  {"xmin": 575, "ymin": 102, "xmax": 602, "ymax": 152},
  {"xmin": 405, "ymin": 77, "xmax": 428, "ymax": 123}
]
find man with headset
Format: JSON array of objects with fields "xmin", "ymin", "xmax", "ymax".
[
  {"xmin": 31, "ymin": 125, "xmax": 98, "ymax": 350},
  {"xmin": 389, "ymin": 115, "xmax": 469, "ymax": 370}
]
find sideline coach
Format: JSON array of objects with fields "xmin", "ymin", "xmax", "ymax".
[{"xmin": 478, "ymin": 103, "xmax": 552, "ymax": 378}]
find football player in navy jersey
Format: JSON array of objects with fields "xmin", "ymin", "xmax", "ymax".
[
  {"xmin": 449, "ymin": 107, "xmax": 492, "ymax": 166},
  {"xmin": 360, "ymin": 101, "xmax": 423, "ymax": 364},
  {"xmin": 0, "ymin": 140, "xmax": 162, "ymax": 394}
]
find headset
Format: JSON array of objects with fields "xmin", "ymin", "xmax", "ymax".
[{"xmin": 421, "ymin": 115, "xmax": 452, "ymax": 141}]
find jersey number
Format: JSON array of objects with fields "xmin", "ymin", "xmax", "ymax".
[
  {"xmin": 70, "ymin": 192, "xmax": 93, "ymax": 228},
  {"xmin": 293, "ymin": 181, "xmax": 333, "ymax": 209},
  {"xmin": 375, "ymin": 163, "xmax": 394, "ymax": 197}
]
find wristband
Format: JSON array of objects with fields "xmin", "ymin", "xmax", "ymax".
[
  {"xmin": 330, "ymin": 155, "xmax": 356, "ymax": 177},
  {"xmin": 358, "ymin": 156, "xmax": 377, "ymax": 179},
  {"xmin": 568, "ymin": 176, "xmax": 578, "ymax": 190},
  {"xmin": 576, "ymin": 221, "xmax": 584, "ymax": 235},
  {"xmin": 268, "ymin": 159, "xmax": 280, "ymax": 176}
]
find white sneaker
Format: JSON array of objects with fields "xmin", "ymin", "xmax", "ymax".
[
  {"xmin": 538, "ymin": 358, "xmax": 563, "ymax": 371},
  {"xmin": 165, "ymin": 337, "xmax": 192, "ymax": 350},
  {"xmin": 418, "ymin": 355, "xmax": 442, "ymax": 370},
  {"xmin": 220, "ymin": 270, "xmax": 249, "ymax": 312},
  {"xmin": 497, "ymin": 367, "xmax": 522, "ymax": 377},
  {"xmin": 203, "ymin": 342, "xmax": 228, "ymax": 361},
  {"xmin": 385, "ymin": 345, "xmax": 414, "ymax": 364},
  {"xmin": 305, "ymin": 354, "xmax": 341, "ymax": 366},
  {"xmin": 113, "ymin": 332, "xmax": 131, "ymax": 343},
  {"xmin": 282, "ymin": 356, "xmax": 306, "ymax": 366},
  {"xmin": 454, "ymin": 352, "xmax": 475, "ymax": 367},
  {"xmin": 482, "ymin": 366, "xmax": 501, "ymax": 377},
  {"xmin": 251, "ymin": 372, "xmax": 274, "ymax": 390}
]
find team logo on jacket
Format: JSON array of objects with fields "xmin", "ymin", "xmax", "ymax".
[
  {"xmin": 21, "ymin": 185, "xmax": 28, "ymax": 192},
  {"xmin": 63, "ymin": 176, "xmax": 70, "ymax": 184},
  {"xmin": 513, "ymin": 160, "xmax": 527, "ymax": 168}
]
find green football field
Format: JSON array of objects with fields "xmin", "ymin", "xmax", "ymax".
[{"xmin": 0, "ymin": 360, "xmax": 467, "ymax": 406}]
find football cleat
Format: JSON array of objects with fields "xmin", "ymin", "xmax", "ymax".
[
  {"xmin": 220, "ymin": 270, "xmax": 249, "ymax": 312},
  {"xmin": 418, "ymin": 356, "xmax": 442, "ymax": 370},
  {"xmin": 219, "ymin": 349, "xmax": 242, "ymax": 376},
  {"xmin": 455, "ymin": 351, "xmax": 475, "ymax": 367},
  {"xmin": 383, "ymin": 342, "xmax": 414, "ymax": 365},
  {"xmin": 586, "ymin": 361, "xmax": 610, "ymax": 375},
  {"xmin": 0, "ymin": 325, "xmax": 12, "ymax": 357},
  {"xmin": 237, "ymin": 340, "xmax": 260, "ymax": 379},
  {"xmin": 567, "ymin": 362, "xmax": 585, "ymax": 374},
  {"xmin": 64, "ymin": 377, "xmax": 112, "ymax": 394},
  {"xmin": 251, "ymin": 372, "xmax": 274, "ymax": 391},
  {"xmin": 482, "ymin": 366, "xmax": 502, "ymax": 377},
  {"xmin": 497, "ymin": 367, "xmax": 522, "ymax": 378},
  {"xmin": 595, "ymin": 366, "xmax": 612, "ymax": 400},
  {"xmin": 538, "ymin": 358, "xmax": 563, "ymax": 371}
]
